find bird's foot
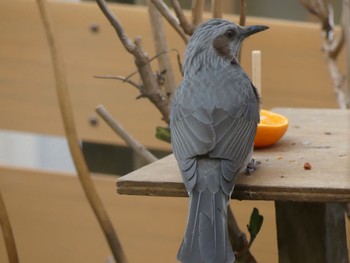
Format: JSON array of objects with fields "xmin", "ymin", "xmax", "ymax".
[{"xmin": 245, "ymin": 159, "xmax": 259, "ymax": 175}]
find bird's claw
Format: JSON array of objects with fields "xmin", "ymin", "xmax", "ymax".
[{"xmin": 245, "ymin": 159, "xmax": 259, "ymax": 175}]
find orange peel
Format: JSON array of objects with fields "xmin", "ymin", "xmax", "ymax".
[{"xmin": 254, "ymin": 110, "xmax": 288, "ymax": 148}]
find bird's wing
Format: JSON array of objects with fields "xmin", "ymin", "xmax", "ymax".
[
  {"xmin": 170, "ymin": 67, "xmax": 259, "ymax": 194},
  {"xmin": 171, "ymin": 73, "xmax": 217, "ymax": 192}
]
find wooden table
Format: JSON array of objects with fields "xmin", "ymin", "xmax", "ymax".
[{"xmin": 117, "ymin": 108, "xmax": 350, "ymax": 262}]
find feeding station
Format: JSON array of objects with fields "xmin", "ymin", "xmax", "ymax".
[{"xmin": 117, "ymin": 50, "xmax": 350, "ymax": 262}]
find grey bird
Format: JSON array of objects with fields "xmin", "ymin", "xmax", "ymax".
[{"xmin": 170, "ymin": 19, "xmax": 268, "ymax": 263}]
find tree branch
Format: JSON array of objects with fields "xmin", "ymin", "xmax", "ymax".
[
  {"xmin": 36, "ymin": 1, "xmax": 128, "ymax": 262},
  {"xmin": 227, "ymin": 206, "xmax": 257, "ymax": 262},
  {"xmin": 94, "ymin": 75, "xmax": 141, "ymax": 91},
  {"xmin": 169, "ymin": 0, "xmax": 194, "ymax": 35},
  {"xmin": 212, "ymin": 0, "xmax": 223, "ymax": 18},
  {"xmin": 96, "ymin": 0, "xmax": 171, "ymax": 124},
  {"xmin": 96, "ymin": 105, "xmax": 158, "ymax": 163},
  {"xmin": 300, "ymin": 0, "xmax": 349, "ymax": 109},
  {"xmin": 239, "ymin": 0, "xmax": 247, "ymax": 26},
  {"xmin": 191, "ymin": 0, "xmax": 204, "ymax": 28},
  {"xmin": 0, "ymin": 191, "xmax": 19, "ymax": 263},
  {"xmin": 151, "ymin": 0, "xmax": 189, "ymax": 43},
  {"xmin": 148, "ymin": 1, "xmax": 177, "ymax": 95}
]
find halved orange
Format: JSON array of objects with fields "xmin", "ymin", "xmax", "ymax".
[{"xmin": 254, "ymin": 110, "xmax": 288, "ymax": 147}]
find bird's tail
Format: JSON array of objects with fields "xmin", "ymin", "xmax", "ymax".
[{"xmin": 177, "ymin": 186, "xmax": 234, "ymax": 263}]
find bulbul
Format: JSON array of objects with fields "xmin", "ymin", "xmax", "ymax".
[{"xmin": 170, "ymin": 19, "xmax": 268, "ymax": 263}]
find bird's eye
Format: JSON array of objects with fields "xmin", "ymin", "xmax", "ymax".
[{"xmin": 225, "ymin": 29, "xmax": 236, "ymax": 39}]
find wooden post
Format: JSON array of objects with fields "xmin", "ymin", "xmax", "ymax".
[{"xmin": 275, "ymin": 201, "xmax": 349, "ymax": 263}]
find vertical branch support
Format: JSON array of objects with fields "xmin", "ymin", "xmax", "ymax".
[
  {"xmin": 191, "ymin": 0, "xmax": 204, "ymax": 28},
  {"xmin": 239, "ymin": 0, "xmax": 247, "ymax": 26},
  {"xmin": 212, "ymin": 0, "xmax": 223, "ymax": 18},
  {"xmin": 36, "ymin": 1, "xmax": 128, "ymax": 262}
]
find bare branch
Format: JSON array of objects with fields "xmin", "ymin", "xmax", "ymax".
[
  {"xmin": 94, "ymin": 75, "xmax": 141, "ymax": 90},
  {"xmin": 0, "ymin": 191, "xmax": 19, "ymax": 263},
  {"xmin": 148, "ymin": 1, "xmax": 177, "ymax": 95},
  {"xmin": 324, "ymin": 31, "xmax": 344, "ymax": 59},
  {"xmin": 96, "ymin": 0, "xmax": 139, "ymax": 56},
  {"xmin": 170, "ymin": 0, "xmax": 194, "ymax": 35},
  {"xmin": 36, "ymin": 1, "xmax": 128, "ymax": 262},
  {"xmin": 239, "ymin": 0, "xmax": 247, "ymax": 26},
  {"xmin": 96, "ymin": 105, "xmax": 158, "ymax": 164},
  {"xmin": 151, "ymin": 0, "xmax": 189, "ymax": 43},
  {"xmin": 191, "ymin": 0, "xmax": 204, "ymax": 28},
  {"xmin": 300, "ymin": 0, "xmax": 349, "ymax": 109},
  {"xmin": 95, "ymin": 48, "xmax": 182, "ymax": 92},
  {"xmin": 324, "ymin": 54, "xmax": 347, "ymax": 108},
  {"xmin": 129, "ymin": 48, "xmax": 183, "ymax": 80},
  {"xmin": 212, "ymin": 0, "xmax": 223, "ymax": 19},
  {"xmin": 300, "ymin": 0, "xmax": 333, "ymax": 41},
  {"xmin": 96, "ymin": 0, "xmax": 171, "ymax": 124},
  {"xmin": 134, "ymin": 37, "xmax": 171, "ymax": 123}
]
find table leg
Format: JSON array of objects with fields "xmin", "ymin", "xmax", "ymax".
[{"xmin": 275, "ymin": 201, "xmax": 349, "ymax": 263}]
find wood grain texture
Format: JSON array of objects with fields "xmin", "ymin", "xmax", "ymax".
[
  {"xmin": 117, "ymin": 108, "xmax": 350, "ymax": 202},
  {"xmin": 275, "ymin": 202, "xmax": 349, "ymax": 263}
]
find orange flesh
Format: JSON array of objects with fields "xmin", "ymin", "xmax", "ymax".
[{"xmin": 254, "ymin": 110, "xmax": 289, "ymax": 147}]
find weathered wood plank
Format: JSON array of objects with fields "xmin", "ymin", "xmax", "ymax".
[
  {"xmin": 275, "ymin": 202, "xmax": 349, "ymax": 263},
  {"xmin": 117, "ymin": 108, "xmax": 350, "ymax": 202}
]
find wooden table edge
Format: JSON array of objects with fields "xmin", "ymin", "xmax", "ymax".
[{"xmin": 117, "ymin": 180, "xmax": 350, "ymax": 202}]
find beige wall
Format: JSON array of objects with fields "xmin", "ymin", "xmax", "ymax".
[
  {"xmin": 0, "ymin": 0, "xmax": 345, "ymax": 151},
  {"xmin": 0, "ymin": 2, "xmax": 348, "ymax": 263}
]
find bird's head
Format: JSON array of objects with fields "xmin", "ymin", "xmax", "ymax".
[{"xmin": 183, "ymin": 19, "xmax": 268, "ymax": 75}]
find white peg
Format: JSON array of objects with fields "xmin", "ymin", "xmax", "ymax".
[{"xmin": 252, "ymin": 50, "xmax": 262, "ymax": 97}]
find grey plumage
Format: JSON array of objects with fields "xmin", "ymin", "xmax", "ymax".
[{"xmin": 170, "ymin": 19, "xmax": 268, "ymax": 263}]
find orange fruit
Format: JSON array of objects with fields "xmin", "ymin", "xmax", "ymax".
[{"xmin": 254, "ymin": 110, "xmax": 288, "ymax": 148}]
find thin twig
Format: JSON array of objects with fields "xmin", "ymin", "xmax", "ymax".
[
  {"xmin": 148, "ymin": 1, "xmax": 177, "ymax": 95},
  {"xmin": 99, "ymin": 49, "xmax": 180, "ymax": 83},
  {"xmin": 95, "ymin": 52, "xmax": 182, "ymax": 91},
  {"xmin": 96, "ymin": 105, "xmax": 158, "ymax": 164},
  {"xmin": 94, "ymin": 75, "xmax": 141, "ymax": 90},
  {"xmin": 151, "ymin": 0, "xmax": 189, "ymax": 43},
  {"xmin": 36, "ymin": 1, "xmax": 128, "ymax": 262},
  {"xmin": 212, "ymin": 0, "xmax": 223, "ymax": 18},
  {"xmin": 169, "ymin": 0, "xmax": 194, "ymax": 35},
  {"xmin": 0, "ymin": 191, "xmax": 19, "ymax": 263}
]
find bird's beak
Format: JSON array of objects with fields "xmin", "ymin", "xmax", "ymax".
[{"xmin": 241, "ymin": 25, "xmax": 269, "ymax": 38}]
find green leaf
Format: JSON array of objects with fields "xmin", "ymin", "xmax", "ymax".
[
  {"xmin": 247, "ymin": 207, "xmax": 264, "ymax": 240},
  {"xmin": 155, "ymin": 126, "xmax": 171, "ymax": 143}
]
